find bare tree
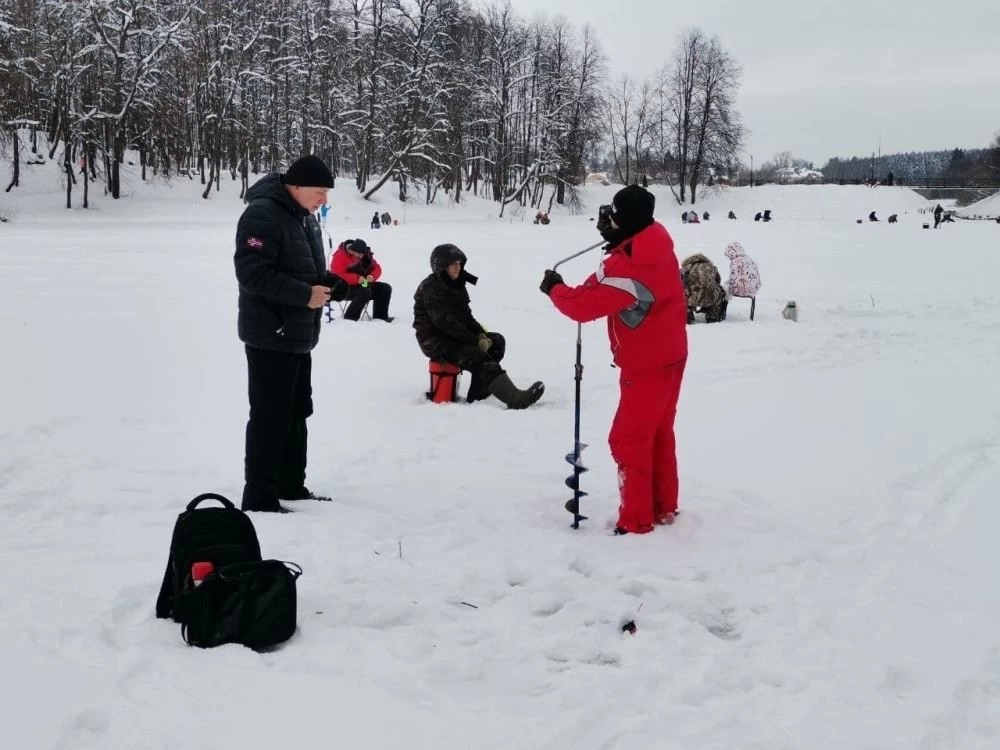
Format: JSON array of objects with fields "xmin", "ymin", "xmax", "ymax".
[
  {"xmin": 658, "ymin": 28, "xmax": 743, "ymax": 204},
  {"xmin": 362, "ymin": 0, "xmax": 454, "ymax": 201},
  {"xmin": 665, "ymin": 29, "xmax": 701, "ymax": 202},
  {"xmin": 605, "ymin": 75, "xmax": 654, "ymax": 186}
]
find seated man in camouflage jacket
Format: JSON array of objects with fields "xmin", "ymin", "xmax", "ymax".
[
  {"xmin": 413, "ymin": 244, "xmax": 544, "ymax": 410},
  {"xmin": 681, "ymin": 253, "xmax": 728, "ymax": 323}
]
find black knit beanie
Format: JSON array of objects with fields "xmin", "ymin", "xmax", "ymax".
[
  {"xmin": 610, "ymin": 185, "xmax": 655, "ymax": 234},
  {"xmin": 283, "ymin": 155, "xmax": 334, "ymax": 188}
]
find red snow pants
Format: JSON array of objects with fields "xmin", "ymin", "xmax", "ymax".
[{"xmin": 609, "ymin": 359, "xmax": 686, "ymax": 533}]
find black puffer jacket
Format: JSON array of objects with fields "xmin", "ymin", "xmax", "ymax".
[
  {"xmin": 413, "ymin": 245, "xmax": 484, "ymax": 360},
  {"xmin": 234, "ymin": 174, "xmax": 345, "ymax": 353}
]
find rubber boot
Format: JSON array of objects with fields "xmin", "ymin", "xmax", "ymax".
[{"xmin": 487, "ymin": 373, "xmax": 544, "ymax": 410}]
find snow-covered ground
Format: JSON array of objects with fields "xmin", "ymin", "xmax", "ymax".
[
  {"xmin": 957, "ymin": 190, "xmax": 1000, "ymax": 220},
  {"xmin": 3, "ymin": 167, "xmax": 1000, "ymax": 749}
]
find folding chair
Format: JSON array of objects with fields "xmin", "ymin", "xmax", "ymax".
[
  {"xmin": 337, "ymin": 296, "xmax": 372, "ymax": 321},
  {"xmin": 322, "ymin": 294, "xmax": 372, "ymax": 322}
]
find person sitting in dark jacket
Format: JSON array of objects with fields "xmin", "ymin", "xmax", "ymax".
[
  {"xmin": 329, "ymin": 238, "xmax": 393, "ymax": 321},
  {"xmin": 413, "ymin": 244, "xmax": 544, "ymax": 409}
]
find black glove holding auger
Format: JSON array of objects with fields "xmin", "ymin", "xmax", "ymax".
[{"xmin": 539, "ymin": 269, "xmax": 564, "ymax": 296}]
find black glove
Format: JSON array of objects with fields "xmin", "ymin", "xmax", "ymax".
[
  {"xmin": 347, "ymin": 258, "xmax": 372, "ymax": 275},
  {"xmin": 326, "ymin": 274, "xmax": 350, "ymax": 301},
  {"xmin": 540, "ymin": 269, "xmax": 564, "ymax": 296}
]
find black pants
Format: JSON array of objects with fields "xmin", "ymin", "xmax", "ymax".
[
  {"xmin": 344, "ymin": 282, "xmax": 392, "ymax": 320},
  {"xmin": 242, "ymin": 346, "xmax": 313, "ymax": 511},
  {"xmin": 442, "ymin": 332, "xmax": 507, "ymax": 402}
]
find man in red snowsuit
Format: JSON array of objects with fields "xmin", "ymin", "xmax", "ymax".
[{"xmin": 540, "ymin": 186, "xmax": 688, "ymax": 534}]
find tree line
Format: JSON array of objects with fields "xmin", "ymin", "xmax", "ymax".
[
  {"xmin": 821, "ymin": 137, "xmax": 1000, "ymax": 183},
  {"xmin": 0, "ymin": 0, "xmax": 745, "ymax": 211}
]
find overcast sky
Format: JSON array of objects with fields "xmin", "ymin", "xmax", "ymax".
[{"xmin": 503, "ymin": 0, "xmax": 1000, "ymax": 166}]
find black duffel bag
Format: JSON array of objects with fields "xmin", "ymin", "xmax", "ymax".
[{"xmin": 181, "ymin": 559, "xmax": 303, "ymax": 650}]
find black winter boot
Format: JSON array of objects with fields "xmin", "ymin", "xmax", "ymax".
[
  {"xmin": 279, "ymin": 487, "xmax": 332, "ymax": 502},
  {"xmin": 488, "ymin": 373, "xmax": 544, "ymax": 410}
]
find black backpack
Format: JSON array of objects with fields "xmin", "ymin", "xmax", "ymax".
[{"xmin": 155, "ymin": 493, "xmax": 263, "ymax": 622}]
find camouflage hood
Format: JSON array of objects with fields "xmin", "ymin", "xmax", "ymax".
[{"xmin": 681, "ymin": 253, "xmax": 715, "ymax": 270}]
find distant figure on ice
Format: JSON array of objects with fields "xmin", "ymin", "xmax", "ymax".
[
  {"xmin": 380, "ymin": 211, "xmax": 391, "ymax": 226},
  {"xmin": 888, "ymin": 214, "xmax": 898, "ymax": 224},
  {"xmin": 934, "ymin": 204, "xmax": 944, "ymax": 229},
  {"xmin": 533, "ymin": 210, "xmax": 550, "ymax": 225},
  {"xmin": 763, "ymin": 209, "xmax": 772, "ymax": 222},
  {"xmin": 413, "ymin": 244, "xmax": 544, "ymax": 410},
  {"xmin": 723, "ymin": 242, "xmax": 761, "ymax": 299},
  {"xmin": 728, "ymin": 210, "xmax": 737, "ymax": 220},
  {"xmin": 681, "ymin": 211, "xmax": 689, "ymax": 223},
  {"xmin": 869, "ymin": 211, "xmax": 879, "ymax": 222},
  {"xmin": 329, "ymin": 238, "xmax": 394, "ymax": 322},
  {"xmin": 371, "ymin": 211, "xmax": 381, "ymax": 229},
  {"xmin": 702, "ymin": 211, "xmax": 710, "ymax": 221},
  {"xmin": 754, "ymin": 211, "xmax": 762, "ymax": 222},
  {"xmin": 687, "ymin": 212, "xmax": 701, "ymax": 224},
  {"xmin": 682, "ymin": 253, "xmax": 727, "ymax": 324},
  {"xmin": 539, "ymin": 184, "xmax": 688, "ymax": 534}
]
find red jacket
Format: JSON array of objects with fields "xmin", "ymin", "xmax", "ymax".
[
  {"xmin": 549, "ymin": 222, "xmax": 688, "ymax": 373},
  {"xmin": 330, "ymin": 244, "xmax": 383, "ymax": 285}
]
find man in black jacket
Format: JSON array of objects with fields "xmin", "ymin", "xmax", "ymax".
[
  {"xmin": 413, "ymin": 243, "xmax": 544, "ymax": 409},
  {"xmin": 234, "ymin": 155, "xmax": 349, "ymax": 513}
]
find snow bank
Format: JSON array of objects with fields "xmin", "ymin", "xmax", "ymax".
[{"xmin": 956, "ymin": 191, "xmax": 1000, "ymax": 219}]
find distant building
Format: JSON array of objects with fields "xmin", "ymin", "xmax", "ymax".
[{"xmin": 774, "ymin": 166, "xmax": 825, "ymax": 184}]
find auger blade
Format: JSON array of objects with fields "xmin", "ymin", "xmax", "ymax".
[{"xmin": 564, "ymin": 452, "xmax": 590, "ymax": 469}]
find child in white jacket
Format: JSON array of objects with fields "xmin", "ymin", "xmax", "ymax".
[{"xmin": 724, "ymin": 242, "xmax": 761, "ymax": 298}]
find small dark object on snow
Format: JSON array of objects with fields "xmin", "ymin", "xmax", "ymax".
[{"xmin": 622, "ymin": 620, "xmax": 637, "ymax": 635}]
